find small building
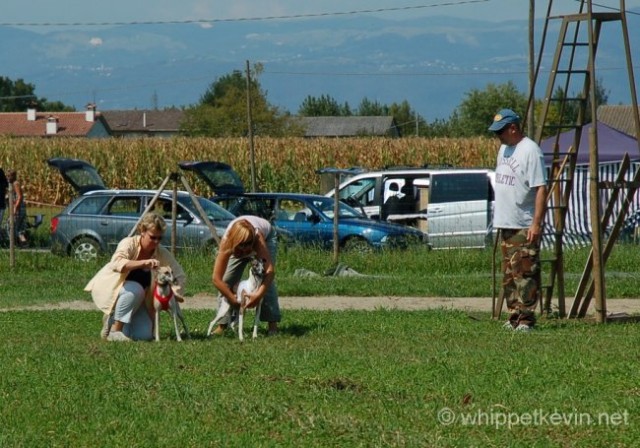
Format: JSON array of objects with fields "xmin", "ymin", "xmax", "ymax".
[
  {"xmin": 101, "ymin": 109, "xmax": 185, "ymax": 138},
  {"xmin": 296, "ymin": 116, "xmax": 400, "ymax": 138},
  {"xmin": 0, "ymin": 104, "xmax": 109, "ymax": 138}
]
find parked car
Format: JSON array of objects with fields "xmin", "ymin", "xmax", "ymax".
[
  {"xmin": 324, "ymin": 166, "xmax": 495, "ymax": 249},
  {"xmin": 47, "ymin": 158, "xmax": 235, "ymax": 261},
  {"xmin": 178, "ymin": 161, "xmax": 428, "ymax": 250}
]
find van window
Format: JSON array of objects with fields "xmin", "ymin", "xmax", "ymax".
[
  {"xmin": 339, "ymin": 177, "xmax": 376, "ymax": 207},
  {"xmin": 430, "ymin": 173, "xmax": 489, "ymax": 204}
]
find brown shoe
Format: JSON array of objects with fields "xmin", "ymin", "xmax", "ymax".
[{"xmin": 212, "ymin": 324, "xmax": 227, "ymax": 336}]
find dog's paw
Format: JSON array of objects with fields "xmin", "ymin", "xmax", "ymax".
[{"xmin": 170, "ymin": 286, "xmax": 185, "ymax": 302}]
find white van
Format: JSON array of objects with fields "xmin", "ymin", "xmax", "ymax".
[{"xmin": 325, "ymin": 167, "xmax": 495, "ymax": 249}]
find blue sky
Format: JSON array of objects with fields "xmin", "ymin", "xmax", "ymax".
[
  {"xmin": 2, "ymin": 0, "xmax": 639, "ymax": 117},
  {"xmin": 3, "ymin": 0, "xmax": 640, "ymax": 29}
]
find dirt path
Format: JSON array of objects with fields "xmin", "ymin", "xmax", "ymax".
[{"xmin": 4, "ymin": 294, "xmax": 640, "ymax": 315}]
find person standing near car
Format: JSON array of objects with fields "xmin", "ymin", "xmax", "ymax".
[
  {"xmin": 6, "ymin": 169, "xmax": 27, "ymax": 244},
  {"xmin": 85, "ymin": 212, "xmax": 186, "ymax": 342},
  {"xmin": 489, "ymin": 108, "xmax": 547, "ymax": 331},
  {"xmin": 0, "ymin": 168, "xmax": 7, "ymax": 229},
  {"xmin": 211, "ymin": 215, "xmax": 280, "ymax": 336}
]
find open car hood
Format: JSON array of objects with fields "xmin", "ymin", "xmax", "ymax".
[
  {"xmin": 47, "ymin": 157, "xmax": 106, "ymax": 194},
  {"xmin": 178, "ymin": 161, "xmax": 245, "ymax": 196}
]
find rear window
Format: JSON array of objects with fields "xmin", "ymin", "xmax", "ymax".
[
  {"xmin": 233, "ymin": 197, "xmax": 275, "ymax": 220},
  {"xmin": 430, "ymin": 173, "xmax": 490, "ymax": 203}
]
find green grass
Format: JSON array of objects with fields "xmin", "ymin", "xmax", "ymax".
[
  {"xmin": 1, "ymin": 309, "xmax": 638, "ymax": 446},
  {"xmin": 1, "ymin": 243, "xmax": 640, "ymax": 309},
  {"xmin": 1, "ymin": 242, "xmax": 639, "ymax": 446}
]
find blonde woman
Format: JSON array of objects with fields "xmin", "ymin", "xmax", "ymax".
[
  {"xmin": 85, "ymin": 212, "xmax": 186, "ymax": 342},
  {"xmin": 212, "ymin": 216, "xmax": 280, "ymax": 336}
]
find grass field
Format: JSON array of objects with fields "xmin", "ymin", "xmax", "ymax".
[
  {"xmin": 2, "ymin": 240, "xmax": 640, "ymax": 308},
  {"xmin": 1, "ymin": 309, "xmax": 638, "ymax": 446},
  {"xmin": 1, "ymin": 238, "xmax": 639, "ymax": 446}
]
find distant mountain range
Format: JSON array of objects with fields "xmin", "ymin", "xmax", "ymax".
[{"xmin": 1, "ymin": 11, "xmax": 638, "ymax": 121}]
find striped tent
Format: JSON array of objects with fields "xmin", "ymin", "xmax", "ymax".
[{"xmin": 540, "ymin": 122, "xmax": 640, "ymax": 247}]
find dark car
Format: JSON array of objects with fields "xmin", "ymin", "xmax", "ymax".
[
  {"xmin": 48, "ymin": 158, "xmax": 235, "ymax": 261},
  {"xmin": 179, "ymin": 161, "xmax": 428, "ymax": 250}
]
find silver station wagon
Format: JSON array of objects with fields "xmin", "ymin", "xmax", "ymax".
[{"xmin": 48, "ymin": 158, "xmax": 235, "ymax": 261}]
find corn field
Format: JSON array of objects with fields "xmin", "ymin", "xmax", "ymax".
[{"xmin": 0, "ymin": 136, "xmax": 496, "ymax": 206}]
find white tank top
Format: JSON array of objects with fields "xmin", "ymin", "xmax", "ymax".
[{"xmin": 224, "ymin": 215, "xmax": 272, "ymax": 239}]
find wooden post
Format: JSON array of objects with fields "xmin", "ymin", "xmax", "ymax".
[
  {"xmin": 333, "ymin": 173, "xmax": 340, "ymax": 265},
  {"xmin": 179, "ymin": 175, "xmax": 221, "ymax": 244},
  {"xmin": 528, "ymin": 0, "xmax": 535, "ymax": 137},
  {"xmin": 246, "ymin": 60, "xmax": 257, "ymax": 192},
  {"xmin": 586, "ymin": 2, "xmax": 606, "ymax": 322},
  {"xmin": 8, "ymin": 180, "xmax": 15, "ymax": 268},
  {"xmin": 128, "ymin": 173, "xmax": 173, "ymax": 237},
  {"xmin": 171, "ymin": 178, "xmax": 178, "ymax": 254},
  {"xmin": 588, "ymin": 127, "xmax": 606, "ymax": 323}
]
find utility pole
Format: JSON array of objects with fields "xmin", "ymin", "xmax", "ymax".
[
  {"xmin": 246, "ymin": 60, "xmax": 257, "ymax": 192},
  {"xmin": 528, "ymin": 0, "xmax": 535, "ymax": 137}
]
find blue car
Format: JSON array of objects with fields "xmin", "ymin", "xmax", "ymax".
[{"xmin": 179, "ymin": 161, "xmax": 428, "ymax": 250}]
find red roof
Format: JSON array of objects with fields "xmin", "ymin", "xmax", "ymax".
[{"xmin": 0, "ymin": 111, "xmax": 105, "ymax": 137}]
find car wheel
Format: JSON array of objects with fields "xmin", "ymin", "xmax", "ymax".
[
  {"xmin": 343, "ymin": 237, "xmax": 373, "ymax": 253},
  {"xmin": 70, "ymin": 237, "xmax": 101, "ymax": 261}
]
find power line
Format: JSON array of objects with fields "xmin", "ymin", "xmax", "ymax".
[
  {"xmin": 263, "ymin": 65, "xmax": 640, "ymax": 78},
  {"xmin": 0, "ymin": 1, "xmax": 489, "ymax": 27}
]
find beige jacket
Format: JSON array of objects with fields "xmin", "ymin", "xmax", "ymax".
[{"xmin": 84, "ymin": 236, "xmax": 187, "ymax": 314}]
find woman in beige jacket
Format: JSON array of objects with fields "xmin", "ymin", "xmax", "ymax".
[{"xmin": 85, "ymin": 212, "xmax": 186, "ymax": 342}]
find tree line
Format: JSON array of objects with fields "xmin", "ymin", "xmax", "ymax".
[
  {"xmin": 0, "ymin": 76, "xmax": 73, "ymax": 113},
  {"xmin": 0, "ymin": 68, "xmax": 608, "ymax": 138}
]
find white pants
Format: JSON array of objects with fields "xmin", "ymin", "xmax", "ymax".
[{"xmin": 110, "ymin": 280, "xmax": 153, "ymax": 341}]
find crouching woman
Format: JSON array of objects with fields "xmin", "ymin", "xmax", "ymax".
[{"xmin": 85, "ymin": 212, "xmax": 186, "ymax": 342}]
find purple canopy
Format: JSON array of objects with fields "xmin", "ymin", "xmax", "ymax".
[{"xmin": 540, "ymin": 121, "xmax": 640, "ymax": 166}]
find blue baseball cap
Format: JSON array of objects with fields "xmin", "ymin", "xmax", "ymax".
[{"xmin": 488, "ymin": 108, "xmax": 520, "ymax": 132}]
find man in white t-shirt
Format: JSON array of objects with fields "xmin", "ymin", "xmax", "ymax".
[{"xmin": 489, "ymin": 108, "xmax": 547, "ymax": 331}]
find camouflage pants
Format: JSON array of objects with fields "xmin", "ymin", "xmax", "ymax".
[{"xmin": 500, "ymin": 228, "xmax": 541, "ymax": 327}]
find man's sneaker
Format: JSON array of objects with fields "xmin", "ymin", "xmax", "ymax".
[
  {"xmin": 107, "ymin": 331, "xmax": 131, "ymax": 342},
  {"xmin": 100, "ymin": 314, "xmax": 111, "ymax": 340},
  {"xmin": 515, "ymin": 324, "xmax": 533, "ymax": 332},
  {"xmin": 502, "ymin": 321, "xmax": 515, "ymax": 331}
]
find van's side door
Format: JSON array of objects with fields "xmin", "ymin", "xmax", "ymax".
[
  {"xmin": 427, "ymin": 172, "xmax": 492, "ymax": 248},
  {"xmin": 380, "ymin": 177, "xmax": 418, "ymax": 221}
]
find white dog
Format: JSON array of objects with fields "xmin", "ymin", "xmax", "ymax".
[
  {"xmin": 207, "ymin": 257, "xmax": 267, "ymax": 341},
  {"xmin": 153, "ymin": 266, "xmax": 190, "ymax": 342}
]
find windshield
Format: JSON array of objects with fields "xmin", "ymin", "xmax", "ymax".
[
  {"xmin": 311, "ymin": 196, "xmax": 366, "ymax": 219},
  {"xmin": 339, "ymin": 177, "xmax": 376, "ymax": 206}
]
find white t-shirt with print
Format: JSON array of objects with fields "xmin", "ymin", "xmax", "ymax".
[{"xmin": 494, "ymin": 136, "xmax": 547, "ymax": 229}]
